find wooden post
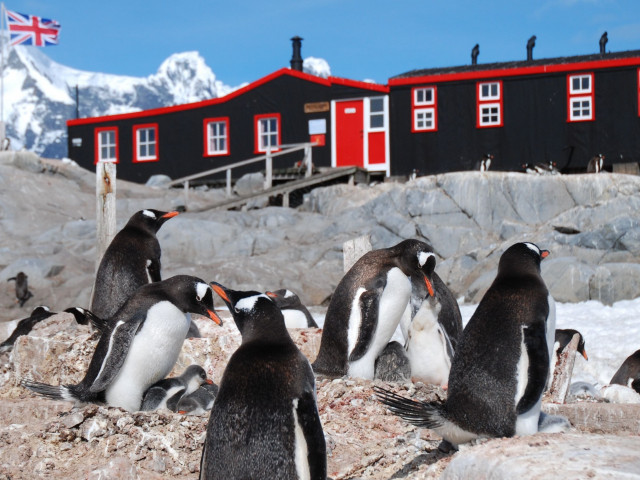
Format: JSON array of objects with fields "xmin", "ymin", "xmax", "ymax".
[
  {"xmin": 304, "ymin": 144, "xmax": 313, "ymax": 178},
  {"xmin": 282, "ymin": 191, "xmax": 290, "ymax": 208},
  {"xmin": 183, "ymin": 180, "xmax": 189, "ymax": 210},
  {"xmin": 343, "ymin": 235, "xmax": 372, "ymax": 273},
  {"xmin": 226, "ymin": 169, "xmax": 232, "ymax": 197},
  {"xmin": 265, "ymin": 148, "xmax": 273, "ymax": 190},
  {"xmin": 546, "ymin": 333, "xmax": 580, "ymax": 404},
  {"xmin": 96, "ymin": 161, "xmax": 117, "ymax": 273}
]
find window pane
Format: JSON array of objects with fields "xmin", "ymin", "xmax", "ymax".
[
  {"xmin": 370, "ymin": 114, "xmax": 383, "ymax": 128},
  {"xmin": 370, "ymin": 98, "xmax": 383, "ymax": 112}
]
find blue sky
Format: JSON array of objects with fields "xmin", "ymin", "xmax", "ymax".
[{"xmin": 5, "ymin": 0, "xmax": 640, "ymax": 86}]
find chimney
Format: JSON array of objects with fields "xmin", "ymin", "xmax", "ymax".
[
  {"xmin": 471, "ymin": 44, "xmax": 479, "ymax": 65},
  {"xmin": 526, "ymin": 35, "xmax": 536, "ymax": 61},
  {"xmin": 290, "ymin": 36, "xmax": 303, "ymax": 71},
  {"xmin": 599, "ymin": 31, "xmax": 608, "ymax": 55}
]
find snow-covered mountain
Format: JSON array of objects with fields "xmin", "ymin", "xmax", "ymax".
[{"xmin": 2, "ymin": 44, "xmax": 330, "ymax": 159}]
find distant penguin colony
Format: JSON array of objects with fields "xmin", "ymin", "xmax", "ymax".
[
  {"xmin": 7, "ymin": 272, "xmax": 33, "ymax": 307},
  {"xmin": 23, "ymin": 275, "xmax": 221, "ymax": 412},
  {"xmin": 377, "ymin": 242, "xmax": 570, "ymax": 448},
  {"xmin": 201, "ymin": 283, "xmax": 326, "ymax": 479},
  {"xmin": 313, "ymin": 239, "xmax": 438, "ymax": 380},
  {"xmin": 90, "ymin": 209, "xmax": 179, "ymax": 320}
]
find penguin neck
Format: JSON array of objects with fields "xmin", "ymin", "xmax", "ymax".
[{"xmin": 238, "ymin": 318, "xmax": 292, "ymax": 346}]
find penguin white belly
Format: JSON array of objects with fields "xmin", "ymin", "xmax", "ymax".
[
  {"xmin": 348, "ymin": 268, "xmax": 411, "ymax": 380},
  {"xmin": 106, "ymin": 301, "xmax": 190, "ymax": 411},
  {"xmin": 283, "ymin": 309, "xmax": 309, "ymax": 329},
  {"xmin": 406, "ymin": 299, "xmax": 450, "ymax": 386},
  {"xmin": 292, "ymin": 398, "xmax": 311, "ymax": 480}
]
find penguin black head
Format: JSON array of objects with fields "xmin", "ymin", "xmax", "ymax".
[
  {"xmin": 181, "ymin": 364, "xmax": 212, "ymax": 387},
  {"xmin": 391, "ymin": 239, "xmax": 437, "ymax": 297},
  {"xmin": 211, "ymin": 282, "xmax": 287, "ymax": 342},
  {"xmin": 158, "ymin": 275, "xmax": 222, "ymax": 326},
  {"xmin": 265, "ymin": 289, "xmax": 300, "ymax": 308},
  {"xmin": 555, "ymin": 329, "xmax": 588, "ymax": 360},
  {"xmin": 498, "ymin": 242, "xmax": 549, "ymax": 276},
  {"xmin": 127, "ymin": 209, "xmax": 179, "ymax": 233}
]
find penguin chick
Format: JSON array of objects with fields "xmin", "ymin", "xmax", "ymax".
[
  {"xmin": 22, "ymin": 276, "xmax": 221, "ymax": 412},
  {"xmin": 141, "ymin": 364, "xmax": 212, "ymax": 411},
  {"xmin": 7, "ymin": 272, "xmax": 33, "ymax": 307},
  {"xmin": 177, "ymin": 383, "xmax": 219, "ymax": 415},
  {"xmin": 200, "ymin": 283, "xmax": 326, "ymax": 479}
]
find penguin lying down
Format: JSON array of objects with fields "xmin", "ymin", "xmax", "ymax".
[
  {"xmin": 376, "ymin": 243, "xmax": 571, "ymax": 449},
  {"xmin": 140, "ymin": 364, "xmax": 217, "ymax": 413},
  {"xmin": 22, "ymin": 276, "xmax": 222, "ymax": 412}
]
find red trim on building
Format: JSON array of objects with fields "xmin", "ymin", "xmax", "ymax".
[
  {"xmin": 94, "ymin": 126, "xmax": 119, "ymax": 164},
  {"xmin": 203, "ymin": 117, "xmax": 230, "ymax": 157},
  {"xmin": 67, "ymin": 69, "xmax": 387, "ymax": 127},
  {"xmin": 389, "ymin": 56, "xmax": 640, "ymax": 86},
  {"xmin": 132, "ymin": 123, "xmax": 159, "ymax": 163},
  {"xmin": 637, "ymin": 68, "xmax": 640, "ymax": 117},
  {"xmin": 476, "ymin": 80, "xmax": 504, "ymax": 128},
  {"xmin": 254, "ymin": 113, "xmax": 282, "ymax": 154},
  {"xmin": 411, "ymin": 85, "xmax": 438, "ymax": 132},
  {"xmin": 566, "ymin": 72, "xmax": 595, "ymax": 122}
]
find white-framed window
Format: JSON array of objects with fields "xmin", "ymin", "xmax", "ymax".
[
  {"xmin": 254, "ymin": 113, "xmax": 281, "ymax": 153},
  {"xmin": 412, "ymin": 86, "xmax": 437, "ymax": 132},
  {"xmin": 95, "ymin": 127, "xmax": 118, "ymax": 163},
  {"xmin": 567, "ymin": 73, "xmax": 594, "ymax": 122},
  {"xmin": 133, "ymin": 124, "xmax": 158, "ymax": 162},
  {"xmin": 203, "ymin": 117, "xmax": 229, "ymax": 156},
  {"xmin": 477, "ymin": 81, "xmax": 503, "ymax": 128},
  {"xmin": 369, "ymin": 97, "xmax": 385, "ymax": 129}
]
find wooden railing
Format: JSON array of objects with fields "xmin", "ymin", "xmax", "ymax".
[{"xmin": 166, "ymin": 142, "xmax": 315, "ymax": 199}]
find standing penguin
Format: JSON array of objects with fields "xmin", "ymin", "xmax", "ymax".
[
  {"xmin": 266, "ymin": 288, "xmax": 318, "ymax": 328},
  {"xmin": 201, "ymin": 283, "xmax": 326, "ymax": 479},
  {"xmin": 610, "ymin": 349, "xmax": 640, "ymax": 393},
  {"xmin": 587, "ymin": 154, "xmax": 605, "ymax": 173},
  {"xmin": 313, "ymin": 239, "xmax": 437, "ymax": 380},
  {"xmin": 7, "ymin": 272, "xmax": 33, "ymax": 307},
  {"xmin": 90, "ymin": 209, "xmax": 179, "ymax": 320},
  {"xmin": 23, "ymin": 275, "xmax": 221, "ymax": 412},
  {"xmin": 377, "ymin": 242, "xmax": 567, "ymax": 447}
]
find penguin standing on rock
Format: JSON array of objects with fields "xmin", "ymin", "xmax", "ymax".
[
  {"xmin": 377, "ymin": 242, "xmax": 568, "ymax": 448},
  {"xmin": 90, "ymin": 209, "xmax": 179, "ymax": 320},
  {"xmin": 22, "ymin": 276, "xmax": 221, "ymax": 412},
  {"xmin": 201, "ymin": 283, "xmax": 326, "ymax": 479},
  {"xmin": 313, "ymin": 239, "xmax": 438, "ymax": 380},
  {"xmin": 7, "ymin": 272, "xmax": 33, "ymax": 307},
  {"xmin": 266, "ymin": 288, "xmax": 318, "ymax": 328}
]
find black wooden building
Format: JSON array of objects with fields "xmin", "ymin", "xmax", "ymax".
[{"xmin": 388, "ymin": 49, "xmax": 640, "ymax": 175}]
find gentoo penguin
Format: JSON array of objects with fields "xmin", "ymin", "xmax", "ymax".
[
  {"xmin": 177, "ymin": 382, "xmax": 219, "ymax": 415},
  {"xmin": 313, "ymin": 239, "xmax": 437, "ymax": 380},
  {"xmin": 22, "ymin": 275, "xmax": 221, "ymax": 412},
  {"xmin": 7, "ymin": 272, "xmax": 33, "ymax": 307},
  {"xmin": 376, "ymin": 242, "xmax": 565, "ymax": 447},
  {"xmin": 266, "ymin": 288, "xmax": 319, "ymax": 328},
  {"xmin": 141, "ymin": 364, "xmax": 212, "ymax": 411},
  {"xmin": 610, "ymin": 349, "xmax": 640, "ymax": 393},
  {"xmin": 374, "ymin": 341, "xmax": 411, "ymax": 382},
  {"xmin": 477, "ymin": 153, "xmax": 493, "ymax": 172},
  {"xmin": 201, "ymin": 283, "xmax": 326, "ymax": 480},
  {"xmin": 548, "ymin": 328, "xmax": 588, "ymax": 390},
  {"xmin": 401, "ymin": 260, "xmax": 463, "ymax": 386},
  {"xmin": 587, "ymin": 153, "xmax": 605, "ymax": 173},
  {"xmin": 0, "ymin": 306, "xmax": 54, "ymax": 353},
  {"xmin": 90, "ymin": 209, "xmax": 179, "ymax": 320}
]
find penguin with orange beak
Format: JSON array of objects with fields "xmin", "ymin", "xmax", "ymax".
[{"xmin": 313, "ymin": 239, "xmax": 438, "ymax": 380}]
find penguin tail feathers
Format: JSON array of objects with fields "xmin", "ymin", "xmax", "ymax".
[
  {"xmin": 21, "ymin": 379, "xmax": 77, "ymax": 402},
  {"xmin": 374, "ymin": 386, "xmax": 446, "ymax": 429}
]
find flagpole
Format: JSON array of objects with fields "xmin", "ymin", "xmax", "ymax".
[{"xmin": 0, "ymin": 2, "xmax": 5, "ymax": 142}]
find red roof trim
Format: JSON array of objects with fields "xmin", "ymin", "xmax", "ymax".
[
  {"xmin": 388, "ymin": 56, "xmax": 640, "ymax": 86},
  {"xmin": 67, "ymin": 68, "xmax": 386, "ymax": 127}
]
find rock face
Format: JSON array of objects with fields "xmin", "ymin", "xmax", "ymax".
[{"xmin": 3, "ymin": 151, "xmax": 640, "ymax": 327}]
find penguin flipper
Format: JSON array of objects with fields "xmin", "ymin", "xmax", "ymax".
[
  {"xmin": 147, "ymin": 258, "xmax": 162, "ymax": 283},
  {"xmin": 374, "ymin": 386, "xmax": 445, "ymax": 429},
  {"xmin": 516, "ymin": 325, "xmax": 550, "ymax": 415},
  {"xmin": 348, "ymin": 290, "xmax": 380, "ymax": 362},
  {"xmin": 296, "ymin": 390, "xmax": 327, "ymax": 479},
  {"xmin": 89, "ymin": 314, "xmax": 145, "ymax": 393}
]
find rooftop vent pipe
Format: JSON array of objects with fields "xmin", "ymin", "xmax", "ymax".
[
  {"xmin": 290, "ymin": 36, "xmax": 303, "ymax": 71},
  {"xmin": 600, "ymin": 31, "xmax": 608, "ymax": 55},
  {"xmin": 527, "ymin": 35, "xmax": 536, "ymax": 61},
  {"xmin": 471, "ymin": 44, "xmax": 479, "ymax": 65}
]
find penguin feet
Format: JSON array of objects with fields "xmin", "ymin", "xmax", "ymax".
[
  {"xmin": 437, "ymin": 439, "xmax": 457, "ymax": 453},
  {"xmin": 537, "ymin": 412, "xmax": 571, "ymax": 433}
]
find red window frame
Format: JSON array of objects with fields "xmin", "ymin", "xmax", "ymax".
[
  {"xmin": 411, "ymin": 85, "xmax": 438, "ymax": 132},
  {"xmin": 132, "ymin": 123, "xmax": 159, "ymax": 163},
  {"xmin": 94, "ymin": 126, "xmax": 119, "ymax": 164},
  {"xmin": 567, "ymin": 72, "xmax": 594, "ymax": 122},
  {"xmin": 254, "ymin": 113, "xmax": 282, "ymax": 154},
  {"xmin": 476, "ymin": 80, "xmax": 504, "ymax": 128},
  {"xmin": 203, "ymin": 117, "xmax": 230, "ymax": 157}
]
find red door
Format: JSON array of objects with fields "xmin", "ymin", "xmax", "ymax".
[{"xmin": 335, "ymin": 99, "xmax": 364, "ymax": 167}]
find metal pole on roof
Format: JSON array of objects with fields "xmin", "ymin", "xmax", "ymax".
[{"xmin": 0, "ymin": 3, "xmax": 6, "ymax": 146}]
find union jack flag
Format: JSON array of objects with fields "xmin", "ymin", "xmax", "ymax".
[{"xmin": 5, "ymin": 9, "xmax": 61, "ymax": 47}]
